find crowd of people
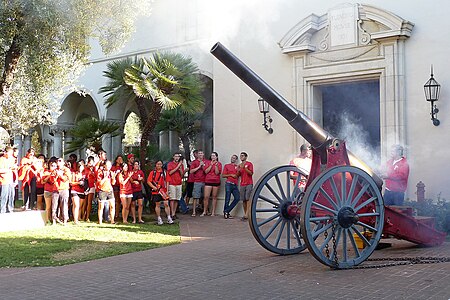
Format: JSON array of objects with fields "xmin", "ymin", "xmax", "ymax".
[{"xmin": 0, "ymin": 147, "xmax": 256, "ymax": 225}]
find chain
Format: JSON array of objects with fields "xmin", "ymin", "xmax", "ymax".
[
  {"xmin": 331, "ymin": 221, "xmax": 339, "ymax": 268},
  {"xmin": 334, "ymin": 256, "xmax": 450, "ymax": 270},
  {"xmin": 324, "ymin": 230, "xmax": 329, "ymax": 259}
]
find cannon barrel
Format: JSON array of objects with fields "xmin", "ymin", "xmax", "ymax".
[{"xmin": 210, "ymin": 42, "xmax": 383, "ymax": 187}]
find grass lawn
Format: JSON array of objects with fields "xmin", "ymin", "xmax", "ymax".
[{"xmin": 0, "ymin": 220, "xmax": 180, "ymax": 268}]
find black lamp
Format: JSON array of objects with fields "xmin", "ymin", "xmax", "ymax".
[
  {"xmin": 424, "ymin": 66, "xmax": 441, "ymax": 126},
  {"xmin": 258, "ymin": 97, "xmax": 273, "ymax": 134}
]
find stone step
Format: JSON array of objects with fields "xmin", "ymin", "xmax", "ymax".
[{"xmin": 0, "ymin": 210, "xmax": 48, "ymax": 233}]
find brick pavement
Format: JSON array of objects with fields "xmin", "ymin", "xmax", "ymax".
[{"xmin": 0, "ymin": 214, "xmax": 449, "ymax": 300}]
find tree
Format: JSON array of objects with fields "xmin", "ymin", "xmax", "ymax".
[
  {"xmin": 0, "ymin": 0, "xmax": 153, "ymax": 134},
  {"xmin": 65, "ymin": 117, "xmax": 120, "ymax": 155},
  {"xmin": 156, "ymin": 107, "xmax": 204, "ymax": 161},
  {"xmin": 100, "ymin": 52, "xmax": 204, "ymax": 168}
]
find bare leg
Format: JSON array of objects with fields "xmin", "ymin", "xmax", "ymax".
[
  {"xmin": 130, "ymin": 200, "xmax": 136, "ymax": 223},
  {"xmin": 109, "ymin": 199, "xmax": 115, "ymax": 224},
  {"xmin": 163, "ymin": 200, "xmax": 171, "ymax": 219},
  {"xmin": 114, "ymin": 190, "xmax": 120, "ymax": 220},
  {"xmin": 37, "ymin": 195, "xmax": 44, "ymax": 210},
  {"xmin": 211, "ymin": 186, "xmax": 219, "ymax": 216},
  {"xmin": 191, "ymin": 199, "xmax": 197, "ymax": 216},
  {"xmin": 72, "ymin": 194, "xmax": 80, "ymax": 224},
  {"xmin": 98, "ymin": 201, "xmax": 104, "ymax": 224},
  {"xmin": 121, "ymin": 197, "xmax": 129, "ymax": 223},
  {"xmin": 86, "ymin": 192, "xmax": 94, "ymax": 221},
  {"xmin": 137, "ymin": 198, "xmax": 144, "ymax": 222},
  {"xmin": 202, "ymin": 185, "xmax": 212, "ymax": 215},
  {"xmin": 155, "ymin": 201, "xmax": 161, "ymax": 218},
  {"xmin": 79, "ymin": 197, "xmax": 86, "ymax": 221}
]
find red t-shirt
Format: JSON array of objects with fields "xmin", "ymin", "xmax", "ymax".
[
  {"xmin": 167, "ymin": 161, "xmax": 184, "ymax": 185},
  {"xmin": 204, "ymin": 160, "xmax": 222, "ymax": 184},
  {"xmin": 97, "ymin": 170, "xmax": 114, "ymax": 192},
  {"xmin": 385, "ymin": 157, "xmax": 409, "ymax": 192},
  {"xmin": 187, "ymin": 162, "xmax": 195, "ymax": 183},
  {"xmin": 147, "ymin": 170, "xmax": 166, "ymax": 195},
  {"xmin": 190, "ymin": 159, "xmax": 206, "ymax": 183},
  {"xmin": 131, "ymin": 170, "xmax": 145, "ymax": 192},
  {"xmin": 111, "ymin": 165, "xmax": 122, "ymax": 187},
  {"xmin": 71, "ymin": 171, "xmax": 87, "ymax": 194},
  {"xmin": 223, "ymin": 163, "xmax": 239, "ymax": 185},
  {"xmin": 239, "ymin": 161, "xmax": 254, "ymax": 186},
  {"xmin": 86, "ymin": 167, "xmax": 96, "ymax": 188},
  {"xmin": 118, "ymin": 171, "xmax": 133, "ymax": 194},
  {"xmin": 43, "ymin": 170, "xmax": 57, "ymax": 193}
]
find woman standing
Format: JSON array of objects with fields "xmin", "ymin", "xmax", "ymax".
[
  {"xmin": 202, "ymin": 152, "xmax": 222, "ymax": 216},
  {"xmin": 42, "ymin": 158, "xmax": 58, "ymax": 224},
  {"xmin": 118, "ymin": 163, "xmax": 133, "ymax": 223},
  {"xmin": 147, "ymin": 160, "xmax": 172, "ymax": 225},
  {"xmin": 131, "ymin": 161, "xmax": 145, "ymax": 224},
  {"xmin": 96, "ymin": 160, "xmax": 117, "ymax": 224},
  {"xmin": 70, "ymin": 161, "xmax": 87, "ymax": 224},
  {"xmin": 84, "ymin": 156, "xmax": 96, "ymax": 222}
]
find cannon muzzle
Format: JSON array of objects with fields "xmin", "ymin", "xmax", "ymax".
[{"xmin": 210, "ymin": 42, "xmax": 383, "ymax": 188}]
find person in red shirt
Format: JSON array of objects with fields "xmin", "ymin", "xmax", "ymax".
[
  {"xmin": 111, "ymin": 155, "xmax": 123, "ymax": 220},
  {"xmin": 70, "ymin": 161, "xmax": 87, "ymax": 225},
  {"xmin": 189, "ymin": 150, "xmax": 205, "ymax": 217},
  {"xmin": 238, "ymin": 152, "xmax": 254, "ymax": 221},
  {"xmin": 167, "ymin": 152, "xmax": 184, "ymax": 220},
  {"xmin": 222, "ymin": 154, "xmax": 240, "ymax": 219},
  {"xmin": 19, "ymin": 148, "xmax": 37, "ymax": 210},
  {"xmin": 55, "ymin": 158, "xmax": 72, "ymax": 225},
  {"xmin": 118, "ymin": 163, "xmax": 133, "ymax": 223},
  {"xmin": 42, "ymin": 158, "xmax": 58, "ymax": 223},
  {"xmin": 202, "ymin": 152, "xmax": 222, "ymax": 216},
  {"xmin": 289, "ymin": 144, "xmax": 312, "ymax": 189},
  {"xmin": 184, "ymin": 149, "xmax": 198, "ymax": 215},
  {"xmin": 84, "ymin": 156, "xmax": 96, "ymax": 222},
  {"xmin": 34, "ymin": 155, "xmax": 45, "ymax": 210},
  {"xmin": 147, "ymin": 160, "xmax": 173, "ymax": 225},
  {"xmin": 130, "ymin": 161, "xmax": 145, "ymax": 224},
  {"xmin": 0, "ymin": 146, "xmax": 16, "ymax": 213},
  {"xmin": 97, "ymin": 160, "xmax": 119, "ymax": 224},
  {"xmin": 381, "ymin": 145, "xmax": 410, "ymax": 206}
]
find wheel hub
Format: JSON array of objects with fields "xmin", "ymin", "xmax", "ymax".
[
  {"xmin": 337, "ymin": 206, "xmax": 359, "ymax": 228},
  {"xmin": 281, "ymin": 201, "xmax": 298, "ymax": 220}
]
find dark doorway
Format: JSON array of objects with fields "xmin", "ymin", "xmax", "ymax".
[{"xmin": 320, "ymin": 80, "xmax": 380, "ymax": 167}]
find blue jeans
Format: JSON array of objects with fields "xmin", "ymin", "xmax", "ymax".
[
  {"xmin": 384, "ymin": 190, "xmax": 404, "ymax": 206},
  {"xmin": 178, "ymin": 196, "xmax": 188, "ymax": 213},
  {"xmin": 223, "ymin": 182, "xmax": 240, "ymax": 214},
  {"xmin": 0, "ymin": 184, "xmax": 14, "ymax": 213}
]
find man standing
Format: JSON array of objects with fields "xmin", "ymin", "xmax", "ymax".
[
  {"xmin": 0, "ymin": 146, "xmax": 16, "ymax": 213},
  {"xmin": 238, "ymin": 152, "xmax": 253, "ymax": 221},
  {"xmin": 167, "ymin": 152, "xmax": 184, "ymax": 219},
  {"xmin": 19, "ymin": 148, "xmax": 37, "ymax": 210},
  {"xmin": 289, "ymin": 144, "xmax": 312, "ymax": 189},
  {"xmin": 189, "ymin": 150, "xmax": 205, "ymax": 217},
  {"xmin": 222, "ymin": 154, "xmax": 240, "ymax": 219},
  {"xmin": 382, "ymin": 145, "xmax": 410, "ymax": 206},
  {"xmin": 55, "ymin": 158, "xmax": 71, "ymax": 225}
]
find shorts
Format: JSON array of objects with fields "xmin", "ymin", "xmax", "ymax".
[
  {"xmin": 120, "ymin": 194, "xmax": 133, "ymax": 199},
  {"xmin": 44, "ymin": 191, "xmax": 56, "ymax": 199},
  {"xmin": 168, "ymin": 185, "xmax": 182, "ymax": 200},
  {"xmin": 152, "ymin": 193, "xmax": 164, "ymax": 203},
  {"xmin": 132, "ymin": 191, "xmax": 144, "ymax": 201},
  {"xmin": 87, "ymin": 187, "xmax": 95, "ymax": 194},
  {"xmin": 192, "ymin": 182, "xmax": 205, "ymax": 199},
  {"xmin": 186, "ymin": 182, "xmax": 194, "ymax": 198},
  {"xmin": 71, "ymin": 191, "xmax": 86, "ymax": 199},
  {"xmin": 98, "ymin": 190, "xmax": 114, "ymax": 202},
  {"xmin": 239, "ymin": 184, "xmax": 253, "ymax": 201},
  {"xmin": 36, "ymin": 187, "xmax": 44, "ymax": 196},
  {"xmin": 205, "ymin": 182, "xmax": 220, "ymax": 187}
]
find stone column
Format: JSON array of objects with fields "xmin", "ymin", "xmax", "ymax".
[
  {"xmin": 102, "ymin": 134, "xmax": 112, "ymax": 158},
  {"xmin": 52, "ymin": 130, "xmax": 63, "ymax": 158},
  {"xmin": 13, "ymin": 135, "xmax": 23, "ymax": 160},
  {"xmin": 23, "ymin": 134, "xmax": 32, "ymax": 153},
  {"xmin": 169, "ymin": 131, "xmax": 179, "ymax": 153},
  {"xmin": 111, "ymin": 133, "xmax": 123, "ymax": 160},
  {"xmin": 42, "ymin": 139, "xmax": 48, "ymax": 158},
  {"xmin": 159, "ymin": 131, "xmax": 169, "ymax": 151}
]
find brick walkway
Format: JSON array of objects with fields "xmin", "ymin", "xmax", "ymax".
[{"xmin": 0, "ymin": 215, "xmax": 449, "ymax": 299}]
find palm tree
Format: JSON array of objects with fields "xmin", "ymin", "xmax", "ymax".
[
  {"xmin": 99, "ymin": 52, "xmax": 204, "ymax": 168},
  {"xmin": 65, "ymin": 117, "xmax": 120, "ymax": 154},
  {"xmin": 156, "ymin": 107, "xmax": 204, "ymax": 161}
]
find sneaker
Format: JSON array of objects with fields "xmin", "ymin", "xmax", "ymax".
[
  {"xmin": 167, "ymin": 216, "xmax": 174, "ymax": 224},
  {"xmin": 157, "ymin": 217, "xmax": 163, "ymax": 225}
]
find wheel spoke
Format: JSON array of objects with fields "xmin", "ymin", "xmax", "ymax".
[
  {"xmin": 263, "ymin": 217, "xmax": 283, "ymax": 239},
  {"xmin": 357, "ymin": 212, "xmax": 380, "ymax": 217},
  {"xmin": 341, "ymin": 172, "xmax": 347, "ymax": 206},
  {"xmin": 257, "ymin": 212, "xmax": 280, "ymax": 227},
  {"xmin": 318, "ymin": 228, "xmax": 334, "ymax": 251},
  {"xmin": 318, "ymin": 187, "xmax": 339, "ymax": 211},
  {"xmin": 312, "ymin": 201, "xmax": 337, "ymax": 215},
  {"xmin": 286, "ymin": 221, "xmax": 291, "ymax": 250},
  {"xmin": 258, "ymin": 194, "xmax": 280, "ymax": 207},
  {"xmin": 329, "ymin": 176, "xmax": 342, "ymax": 207},
  {"xmin": 312, "ymin": 222, "xmax": 332, "ymax": 239},
  {"xmin": 349, "ymin": 182, "xmax": 370, "ymax": 208},
  {"xmin": 356, "ymin": 221, "xmax": 378, "ymax": 232},
  {"xmin": 351, "ymin": 226, "xmax": 371, "ymax": 247},
  {"xmin": 286, "ymin": 171, "xmax": 291, "ymax": 202},
  {"xmin": 348, "ymin": 228, "xmax": 361, "ymax": 257},
  {"xmin": 256, "ymin": 208, "xmax": 279, "ymax": 213},
  {"xmin": 265, "ymin": 182, "xmax": 284, "ymax": 204},
  {"xmin": 346, "ymin": 174, "xmax": 359, "ymax": 205},
  {"xmin": 309, "ymin": 216, "xmax": 333, "ymax": 222},
  {"xmin": 353, "ymin": 196, "xmax": 377, "ymax": 212},
  {"xmin": 275, "ymin": 174, "xmax": 288, "ymax": 202},
  {"xmin": 274, "ymin": 220, "xmax": 286, "ymax": 248},
  {"xmin": 342, "ymin": 228, "xmax": 348, "ymax": 262}
]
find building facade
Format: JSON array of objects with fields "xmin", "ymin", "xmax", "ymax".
[{"xmin": 21, "ymin": 0, "xmax": 450, "ymax": 203}]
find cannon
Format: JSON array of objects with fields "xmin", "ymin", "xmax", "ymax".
[{"xmin": 210, "ymin": 42, "xmax": 446, "ymax": 269}]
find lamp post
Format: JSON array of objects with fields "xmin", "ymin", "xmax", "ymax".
[
  {"xmin": 257, "ymin": 97, "xmax": 273, "ymax": 134},
  {"xmin": 424, "ymin": 66, "xmax": 441, "ymax": 126}
]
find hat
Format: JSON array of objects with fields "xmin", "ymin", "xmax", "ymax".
[{"xmin": 127, "ymin": 154, "xmax": 134, "ymax": 159}]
